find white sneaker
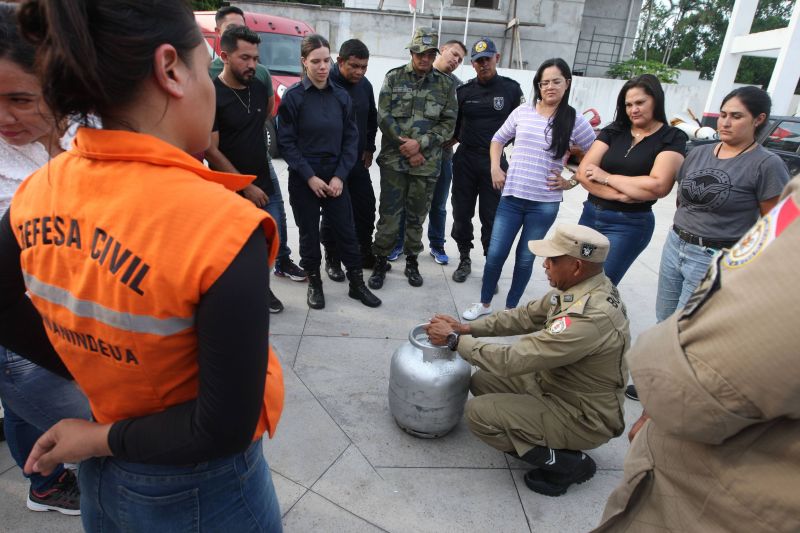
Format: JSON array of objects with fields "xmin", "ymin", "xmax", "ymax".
[{"xmin": 463, "ymin": 302, "xmax": 492, "ymax": 321}]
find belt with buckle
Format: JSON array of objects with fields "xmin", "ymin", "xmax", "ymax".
[{"xmin": 672, "ymin": 225, "xmax": 737, "ymax": 249}]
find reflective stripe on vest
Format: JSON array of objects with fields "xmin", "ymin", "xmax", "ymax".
[{"xmin": 24, "ymin": 272, "xmax": 194, "ymax": 336}]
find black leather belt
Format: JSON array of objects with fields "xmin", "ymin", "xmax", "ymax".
[{"xmin": 672, "ymin": 225, "xmax": 737, "ymax": 249}]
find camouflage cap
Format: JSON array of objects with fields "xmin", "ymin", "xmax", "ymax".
[
  {"xmin": 528, "ymin": 224, "xmax": 610, "ymax": 263},
  {"xmin": 407, "ymin": 27, "xmax": 439, "ymax": 54}
]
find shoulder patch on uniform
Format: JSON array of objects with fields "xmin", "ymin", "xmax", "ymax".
[
  {"xmin": 723, "ymin": 195, "xmax": 798, "ymax": 269},
  {"xmin": 548, "ymin": 316, "xmax": 571, "ymax": 334}
]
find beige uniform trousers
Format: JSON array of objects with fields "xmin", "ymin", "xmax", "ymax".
[{"xmin": 466, "ymin": 370, "xmax": 612, "ymax": 456}]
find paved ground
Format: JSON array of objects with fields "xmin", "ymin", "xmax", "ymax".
[{"xmin": 0, "ymin": 155, "xmax": 680, "ymax": 532}]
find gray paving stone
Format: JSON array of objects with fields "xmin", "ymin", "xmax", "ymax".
[
  {"xmin": 0, "ymin": 469, "xmax": 82, "ymax": 532},
  {"xmin": 263, "ymin": 363, "xmax": 351, "ymax": 487},
  {"xmin": 271, "ymin": 470, "xmax": 308, "ymax": 518},
  {"xmin": 271, "ymin": 334, "xmax": 302, "ymax": 369},
  {"xmin": 294, "ymin": 336, "xmax": 505, "ymax": 468},
  {"xmin": 519, "ymin": 469, "xmax": 623, "ymax": 533},
  {"xmin": 375, "ymin": 466, "xmax": 533, "ymax": 533},
  {"xmin": 282, "ymin": 491, "xmax": 386, "ymax": 532}
]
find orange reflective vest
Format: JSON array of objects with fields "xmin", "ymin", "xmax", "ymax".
[{"xmin": 10, "ymin": 128, "xmax": 284, "ymax": 439}]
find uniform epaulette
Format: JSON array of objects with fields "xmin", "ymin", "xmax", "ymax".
[{"xmin": 500, "ymin": 75, "xmax": 522, "ymax": 87}]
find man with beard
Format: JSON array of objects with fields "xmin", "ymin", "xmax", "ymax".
[
  {"xmin": 321, "ymin": 39, "xmax": 378, "ymax": 281},
  {"xmin": 451, "ymin": 37, "xmax": 523, "ymax": 283},
  {"xmin": 209, "ymin": 7, "xmax": 307, "ymax": 285},
  {"xmin": 205, "ymin": 25, "xmax": 284, "ymax": 313}
]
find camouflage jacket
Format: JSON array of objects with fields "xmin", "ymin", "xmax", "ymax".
[{"xmin": 376, "ymin": 62, "xmax": 457, "ymax": 176}]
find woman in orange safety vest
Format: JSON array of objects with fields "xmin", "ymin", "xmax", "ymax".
[{"xmin": 0, "ymin": 1, "xmax": 284, "ymax": 530}]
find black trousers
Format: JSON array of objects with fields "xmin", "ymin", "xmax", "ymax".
[
  {"xmin": 288, "ymin": 162, "xmax": 361, "ymax": 272},
  {"xmin": 320, "ymin": 162, "xmax": 375, "ymax": 260},
  {"xmin": 451, "ymin": 148, "xmax": 505, "ymax": 256}
]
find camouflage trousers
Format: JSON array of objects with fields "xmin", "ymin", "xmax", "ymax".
[{"xmin": 373, "ymin": 167, "xmax": 437, "ymax": 257}]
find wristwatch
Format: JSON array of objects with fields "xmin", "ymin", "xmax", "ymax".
[
  {"xmin": 567, "ymin": 177, "xmax": 578, "ymax": 188},
  {"xmin": 446, "ymin": 331, "xmax": 460, "ymax": 351}
]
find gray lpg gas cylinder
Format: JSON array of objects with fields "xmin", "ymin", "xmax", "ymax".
[{"xmin": 388, "ymin": 323, "xmax": 472, "ymax": 438}]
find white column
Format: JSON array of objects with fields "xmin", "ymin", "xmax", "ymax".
[
  {"xmin": 767, "ymin": 0, "xmax": 800, "ymax": 115},
  {"xmin": 703, "ymin": 0, "xmax": 758, "ymax": 122}
]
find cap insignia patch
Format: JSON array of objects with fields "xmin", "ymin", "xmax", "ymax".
[{"xmin": 580, "ymin": 243, "xmax": 596, "ymax": 258}]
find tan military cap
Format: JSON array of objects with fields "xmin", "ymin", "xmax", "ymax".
[
  {"xmin": 528, "ymin": 223, "xmax": 609, "ymax": 262},
  {"xmin": 407, "ymin": 27, "xmax": 439, "ymax": 54}
]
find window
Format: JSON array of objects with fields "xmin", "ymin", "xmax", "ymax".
[
  {"xmin": 763, "ymin": 121, "xmax": 800, "ymax": 154},
  {"xmin": 257, "ymin": 33, "xmax": 304, "ymax": 76},
  {"xmin": 451, "ymin": 0, "xmax": 500, "ymax": 9}
]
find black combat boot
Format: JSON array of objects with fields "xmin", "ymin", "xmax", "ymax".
[
  {"xmin": 452, "ymin": 252, "xmax": 471, "ymax": 282},
  {"xmin": 347, "ymin": 268, "xmax": 381, "ymax": 307},
  {"xmin": 306, "ymin": 270, "xmax": 325, "ymax": 309},
  {"xmin": 324, "ymin": 249, "xmax": 345, "ymax": 282},
  {"xmin": 404, "ymin": 255, "xmax": 423, "ymax": 287},
  {"xmin": 368, "ymin": 256, "xmax": 390, "ymax": 289},
  {"xmin": 520, "ymin": 446, "xmax": 597, "ymax": 497}
]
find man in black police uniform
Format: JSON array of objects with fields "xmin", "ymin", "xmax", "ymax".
[
  {"xmin": 205, "ymin": 26, "xmax": 284, "ymax": 313},
  {"xmin": 321, "ymin": 39, "xmax": 378, "ymax": 281},
  {"xmin": 451, "ymin": 37, "xmax": 524, "ymax": 283}
]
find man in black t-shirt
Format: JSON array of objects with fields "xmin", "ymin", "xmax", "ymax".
[{"xmin": 205, "ymin": 26, "xmax": 284, "ymax": 313}]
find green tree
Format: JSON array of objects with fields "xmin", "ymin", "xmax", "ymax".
[
  {"xmin": 191, "ymin": 0, "xmax": 222, "ymax": 9},
  {"xmin": 632, "ymin": 0, "xmax": 794, "ymax": 84},
  {"xmin": 607, "ymin": 58, "xmax": 679, "ymax": 83}
]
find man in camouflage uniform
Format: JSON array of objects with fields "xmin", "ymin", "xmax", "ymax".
[
  {"xmin": 425, "ymin": 224, "xmax": 630, "ymax": 497},
  {"xmin": 368, "ymin": 27, "xmax": 457, "ymax": 289}
]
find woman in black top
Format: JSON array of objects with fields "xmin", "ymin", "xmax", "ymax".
[
  {"xmin": 575, "ymin": 74, "xmax": 687, "ymax": 285},
  {"xmin": 277, "ymin": 34, "xmax": 380, "ymax": 310}
]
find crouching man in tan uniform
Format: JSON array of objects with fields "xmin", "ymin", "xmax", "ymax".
[
  {"xmin": 425, "ymin": 224, "xmax": 630, "ymax": 496},
  {"xmin": 593, "ymin": 177, "xmax": 800, "ymax": 532}
]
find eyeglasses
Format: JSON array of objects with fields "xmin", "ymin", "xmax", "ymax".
[{"xmin": 538, "ymin": 78, "xmax": 567, "ymax": 89}]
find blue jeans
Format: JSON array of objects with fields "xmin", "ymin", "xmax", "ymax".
[
  {"xmin": 578, "ymin": 201, "xmax": 655, "ymax": 286},
  {"xmin": 481, "ymin": 196, "xmax": 560, "ymax": 307},
  {"xmin": 655, "ymin": 229, "xmax": 718, "ymax": 322},
  {"xmin": 79, "ymin": 439, "xmax": 282, "ymax": 532},
  {"xmin": 395, "ymin": 158, "xmax": 452, "ymax": 249},
  {"xmin": 0, "ymin": 346, "xmax": 91, "ymax": 490},
  {"xmin": 263, "ymin": 158, "xmax": 291, "ymax": 262}
]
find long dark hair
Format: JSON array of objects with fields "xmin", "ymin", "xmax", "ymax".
[
  {"xmin": 533, "ymin": 58, "xmax": 576, "ymax": 159},
  {"xmin": 0, "ymin": 2, "xmax": 35, "ymax": 71},
  {"xmin": 721, "ymin": 86, "xmax": 771, "ymax": 136},
  {"xmin": 612, "ymin": 74, "xmax": 668, "ymax": 129},
  {"xmin": 17, "ymin": 0, "xmax": 203, "ymax": 124}
]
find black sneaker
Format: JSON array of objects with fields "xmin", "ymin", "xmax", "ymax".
[
  {"xmin": 269, "ymin": 290, "xmax": 284, "ymax": 313},
  {"xmin": 27, "ymin": 469, "xmax": 81, "ymax": 515},
  {"xmin": 274, "ymin": 259, "xmax": 307, "ymax": 282},
  {"xmin": 452, "ymin": 255, "xmax": 471, "ymax": 283},
  {"xmin": 625, "ymin": 384, "xmax": 639, "ymax": 401}
]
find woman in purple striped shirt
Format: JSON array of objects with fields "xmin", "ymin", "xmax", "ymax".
[{"xmin": 462, "ymin": 58, "xmax": 595, "ymax": 320}]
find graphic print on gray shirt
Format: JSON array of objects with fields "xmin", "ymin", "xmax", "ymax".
[{"xmin": 674, "ymin": 143, "xmax": 790, "ymax": 241}]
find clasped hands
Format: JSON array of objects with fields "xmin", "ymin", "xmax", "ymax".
[
  {"xmin": 422, "ymin": 314, "xmax": 463, "ymax": 346},
  {"xmin": 399, "ymin": 136, "xmax": 425, "ymax": 167},
  {"xmin": 307, "ymin": 176, "xmax": 344, "ymax": 198},
  {"xmin": 584, "ymin": 163, "xmax": 610, "ymax": 185}
]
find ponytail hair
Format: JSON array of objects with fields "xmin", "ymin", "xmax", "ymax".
[
  {"xmin": 532, "ymin": 58, "xmax": 576, "ymax": 159},
  {"xmin": 17, "ymin": 0, "xmax": 202, "ymax": 124}
]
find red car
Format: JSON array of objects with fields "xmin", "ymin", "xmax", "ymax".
[{"xmin": 195, "ymin": 10, "xmax": 315, "ymax": 157}]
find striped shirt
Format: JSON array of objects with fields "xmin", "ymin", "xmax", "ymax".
[{"xmin": 492, "ymin": 105, "xmax": 596, "ymax": 202}]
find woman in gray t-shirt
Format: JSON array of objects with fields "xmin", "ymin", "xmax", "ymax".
[{"xmin": 655, "ymin": 87, "xmax": 790, "ymax": 322}]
